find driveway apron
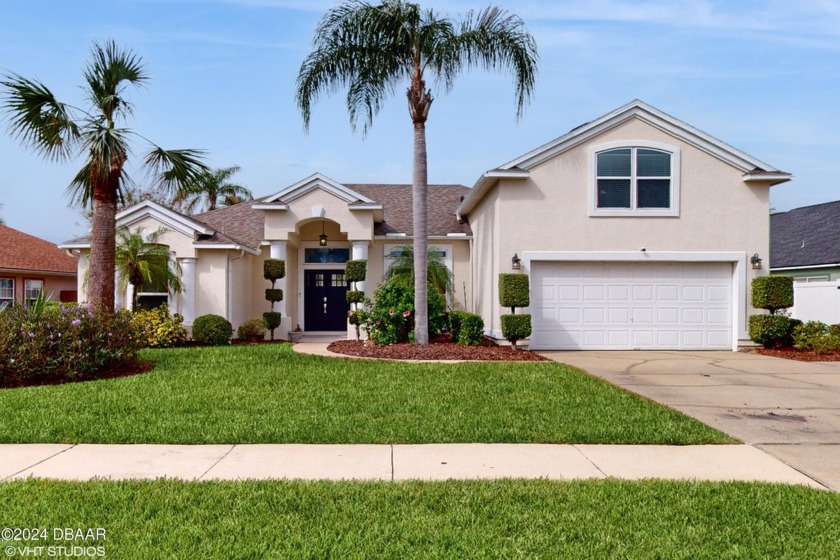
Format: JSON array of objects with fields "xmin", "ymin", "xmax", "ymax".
[{"xmin": 540, "ymin": 350, "xmax": 840, "ymax": 490}]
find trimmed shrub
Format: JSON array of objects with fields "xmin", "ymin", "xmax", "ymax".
[
  {"xmin": 751, "ymin": 276, "xmax": 793, "ymax": 314},
  {"xmin": 263, "ymin": 259, "xmax": 285, "ymax": 282},
  {"xmin": 748, "ymin": 314, "xmax": 795, "ymax": 348},
  {"xmin": 265, "ymin": 288, "xmax": 284, "ymax": 303},
  {"xmin": 192, "ymin": 314, "xmax": 232, "ymax": 345},
  {"xmin": 262, "ymin": 311, "xmax": 283, "ymax": 340},
  {"xmin": 346, "ymin": 290, "xmax": 365, "ymax": 304},
  {"xmin": 499, "ymin": 273, "xmax": 530, "ymax": 310},
  {"xmin": 345, "ymin": 260, "xmax": 367, "ymax": 283},
  {"xmin": 0, "ymin": 303, "xmax": 140, "ymax": 386},
  {"xmin": 793, "ymin": 321, "xmax": 840, "ymax": 354},
  {"xmin": 457, "ymin": 313, "xmax": 484, "ymax": 346},
  {"xmin": 237, "ymin": 317, "xmax": 267, "ymax": 342},
  {"xmin": 365, "ymin": 281, "xmax": 445, "ymax": 345},
  {"xmin": 131, "ymin": 304, "xmax": 187, "ymax": 348},
  {"xmin": 502, "ymin": 314, "xmax": 532, "ymax": 349},
  {"xmin": 448, "ymin": 310, "xmax": 468, "ymax": 342}
]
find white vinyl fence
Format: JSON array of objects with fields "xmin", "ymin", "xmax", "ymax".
[{"xmin": 790, "ymin": 280, "xmax": 840, "ymax": 324}]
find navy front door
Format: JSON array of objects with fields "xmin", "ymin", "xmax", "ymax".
[{"xmin": 304, "ymin": 270, "xmax": 349, "ymax": 331}]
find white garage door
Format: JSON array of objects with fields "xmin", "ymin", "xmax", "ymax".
[{"xmin": 530, "ymin": 262, "xmax": 732, "ymax": 350}]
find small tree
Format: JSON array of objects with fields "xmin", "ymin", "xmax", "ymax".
[
  {"xmin": 345, "ymin": 259, "xmax": 367, "ymax": 340},
  {"xmin": 263, "ymin": 258, "xmax": 285, "ymax": 340},
  {"xmin": 499, "ymin": 273, "xmax": 531, "ymax": 349},
  {"xmin": 748, "ymin": 275, "xmax": 795, "ymax": 348}
]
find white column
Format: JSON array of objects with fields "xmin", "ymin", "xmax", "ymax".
[
  {"xmin": 180, "ymin": 257, "xmax": 197, "ymax": 325},
  {"xmin": 114, "ymin": 268, "xmax": 125, "ymax": 309},
  {"xmin": 351, "ymin": 241, "xmax": 369, "ymax": 295},
  {"xmin": 269, "ymin": 241, "xmax": 288, "ymax": 317}
]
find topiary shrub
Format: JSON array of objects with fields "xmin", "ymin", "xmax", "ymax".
[
  {"xmin": 237, "ymin": 317, "xmax": 268, "ymax": 342},
  {"xmin": 346, "ymin": 290, "xmax": 365, "ymax": 304},
  {"xmin": 502, "ymin": 314, "xmax": 532, "ymax": 350},
  {"xmin": 457, "ymin": 313, "xmax": 484, "ymax": 346},
  {"xmin": 131, "ymin": 304, "xmax": 187, "ymax": 348},
  {"xmin": 262, "ymin": 311, "xmax": 282, "ymax": 341},
  {"xmin": 265, "ymin": 289, "xmax": 284, "ymax": 303},
  {"xmin": 751, "ymin": 276, "xmax": 793, "ymax": 314},
  {"xmin": 345, "ymin": 260, "xmax": 367, "ymax": 283},
  {"xmin": 499, "ymin": 273, "xmax": 530, "ymax": 311},
  {"xmin": 448, "ymin": 310, "xmax": 468, "ymax": 342},
  {"xmin": 748, "ymin": 314, "xmax": 795, "ymax": 348},
  {"xmin": 263, "ymin": 259, "xmax": 285, "ymax": 283},
  {"xmin": 792, "ymin": 321, "xmax": 840, "ymax": 354},
  {"xmin": 192, "ymin": 314, "xmax": 232, "ymax": 345}
]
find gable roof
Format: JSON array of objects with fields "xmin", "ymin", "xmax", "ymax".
[
  {"xmin": 260, "ymin": 173, "xmax": 379, "ymax": 206},
  {"xmin": 458, "ymin": 99, "xmax": 792, "ymax": 217},
  {"xmin": 770, "ymin": 201, "xmax": 840, "ymax": 269},
  {"xmin": 0, "ymin": 224, "xmax": 77, "ymax": 274}
]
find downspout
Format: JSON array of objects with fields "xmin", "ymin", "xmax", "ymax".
[{"xmin": 226, "ymin": 249, "xmax": 246, "ymax": 322}]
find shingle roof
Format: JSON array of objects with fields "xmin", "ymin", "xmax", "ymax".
[
  {"xmin": 770, "ymin": 201, "xmax": 840, "ymax": 269},
  {"xmin": 192, "ymin": 184, "xmax": 472, "ymax": 248},
  {"xmin": 0, "ymin": 224, "xmax": 77, "ymax": 274}
]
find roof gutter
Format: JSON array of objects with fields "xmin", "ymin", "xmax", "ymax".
[{"xmin": 456, "ymin": 169, "xmax": 530, "ymax": 219}]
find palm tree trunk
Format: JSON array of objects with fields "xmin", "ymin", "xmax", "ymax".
[
  {"xmin": 412, "ymin": 119, "xmax": 429, "ymax": 345},
  {"xmin": 88, "ymin": 188, "xmax": 117, "ymax": 312}
]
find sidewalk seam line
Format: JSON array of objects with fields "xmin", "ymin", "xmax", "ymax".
[
  {"xmin": 5, "ymin": 443, "xmax": 78, "ymax": 480},
  {"xmin": 390, "ymin": 445, "xmax": 395, "ymax": 481},
  {"xmin": 198, "ymin": 444, "xmax": 236, "ymax": 481},
  {"xmin": 571, "ymin": 444, "xmax": 607, "ymax": 479}
]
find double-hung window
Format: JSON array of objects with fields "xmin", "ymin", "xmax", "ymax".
[
  {"xmin": 25, "ymin": 279, "xmax": 44, "ymax": 306},
  {"xmin": 590, "ymin": 142, "xmax": 680, "ymax": 217},
  {"xmin": 0, "ymin": 278, "xmax": 13, "ymax": 309}
]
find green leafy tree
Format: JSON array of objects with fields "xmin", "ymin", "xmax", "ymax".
[
  {"xmin": 296, "ymin": 0, "xmax": 538, "ymax": 344},
  {"xmin": 115, "ymin": 226, "xmax": 182, "ymax": 311},
  {"xmin": 385, "ymin": 245, "xmax": 453, "ymax": 303},
  {"xmin": 175, "ymin": 165, "xmax": 253, "ymax": 214},
  {"xmin": 1, "ymin": 40, "xmax": 206, "ymax": 311}
]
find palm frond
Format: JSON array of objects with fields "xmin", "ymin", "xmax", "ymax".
[
  {"xmin": 0, "ymin": 72, "xmax": 81, "ymax": 161},
  {"xmin": 386, "ymin": 244, "xmax": 454, "ymax": 298},
  {"xmin": 143, "ymin": 147, "xmax": 208, "ymax": 198},
  {"xmin": 83, "ymin": 40, "xmax": 149, "ymax": 123}
]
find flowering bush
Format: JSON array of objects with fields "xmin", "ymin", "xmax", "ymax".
[
  {"xmin": 0, "ymin": 303, "xmax": 141, "ymax": 386},
  {"xmin": 131, "ymin": 304, "xmax": 187, "ymax": 348},
  {"xmin": 237, "ymin": 317, "xmax": 268, "ymax": 342},
  {"xmin": 365, "ymin": 281, "xmax": 445, "ymax": 345}
]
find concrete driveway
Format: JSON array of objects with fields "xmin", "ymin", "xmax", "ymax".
[{"xmin": 540, "ymin": 350, "xmax": 840, "ymax": 490}]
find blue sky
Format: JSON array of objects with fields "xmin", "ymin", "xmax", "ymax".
[{"xmin": 1, "ymin": 0, "xmax": 839, "ymax": 242}]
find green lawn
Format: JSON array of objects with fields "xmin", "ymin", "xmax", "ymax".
[
  {"xmin": 0, "ymin": 479, "xmax": 836, "ymax": 558},
  {"xmin": 0, "ymin": 344, "xmax": 732, "ymax": 444}
]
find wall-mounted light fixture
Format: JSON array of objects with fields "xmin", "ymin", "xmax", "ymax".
[
  {"xmin": 750, "ymin": 253, "xmax": 762, "ymax": 270},
  {"xmin": 511, "ymin": 253, "xmax": 522, "ymax": 271},
  {"xmin": 319, "ymin": 221, "xmax": 328, "ymax": 247}
]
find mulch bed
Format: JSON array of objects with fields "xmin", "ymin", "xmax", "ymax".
[
  {"xmin": 750, "ymin": 347, "xmax": 840, "ymax": 362},
  {"xmin": 328, "ymin": 335, "xmax": 548, "ymax": 362},
  {"xmin": 2, "ymin": 361, "xmax": 156, "ymax": 389}
]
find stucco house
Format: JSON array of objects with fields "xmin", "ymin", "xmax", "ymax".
[
  {"xmin": 770, "ymin": 201, "xmax": 840, "ymax": 282},
  {"xmin": 0, "ymin": 224, "xmax": 77, "ymax": 309},
  {"xmin": 60, "ymin": 100, "xmax": 790, "ymax": 350}
]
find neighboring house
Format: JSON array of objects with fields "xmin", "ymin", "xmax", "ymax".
[
  {"xmin": 770, "ymin": 201, "xmax": 840, "ymax": 282},
  {"xmin": 0, "ymin": 224, "xmax": 77, "ymax": 309},
  {"xmin": 60, "ymin": 100, "xmax": 790, "ymax": 350}
]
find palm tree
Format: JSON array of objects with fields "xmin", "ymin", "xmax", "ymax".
[
  {"xmin": 115, "ymin": 226, "xmax": 182, "ymax": 311},
  {"xmin": 175, "ymin": 165, "xmax": 253, "ymax": 214},
  {"xmin": 1, "ymin": 40, "xmax": 206, "ymax": 311},
  {"xmin": 386, "ymin": 245, "xmax": 453, "ymax": 302},
  {"xmin": 296, "ymin": 1, "xmax": 537, "ymax": 344}
]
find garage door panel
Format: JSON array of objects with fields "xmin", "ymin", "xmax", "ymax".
[{"xmin": 531, "ymin": 261, "xmax": 732, "ymax": 350}]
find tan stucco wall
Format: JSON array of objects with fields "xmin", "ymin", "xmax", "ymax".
[
  {"xmin": 468, "ymin": 117, "xmax": 773, "ymax": 337},
  {"xmin": 195, "ymin": 251, "xmax": 228, "ymax": 319},
  {"xmin": 264, "ymin": 190, "xmax": 374, "ymax": 241},
  {"xmin": 124, "ymin": 216, "xmax": 197, "ymax": 259}
]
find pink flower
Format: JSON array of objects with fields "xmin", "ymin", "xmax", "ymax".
[
  {"xmin": 402, "ymin": 310, "xmax": 411, "ymax": 317},
  {"xmin": 388, "ymin": 309, "xmax": 395, "ymax": 316}
]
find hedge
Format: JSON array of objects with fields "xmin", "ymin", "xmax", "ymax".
[
  {"xmin": 265, "ymin": 288, "xmax": 284, "ymax": 303},
  {"xmin": 263, "ymin": 259, "xmax": 285, "ymax": 282},
  {"xmin": 501, "ymin": 314, "xmax": 532, "ymax": 349},
  {"xmin": 345, "ymin": 260, "xmax": 367, "ymax": 283},
  {"xmin": 457, "ymin": 313, "xmax": 484, "ymax": 346},
  {"xmin": 499, "ymin": 273, "xmax": 530, "ymax": 310},
  {"xmin": 448, "ymin": 310, "xmax": 468, "ymax": 341},
  {"xmin": 262, "ymin": 311, "xmax": 283, "ymax": 341},
  {"xmin": 748, "ymin": 314, "xmax": 797, "ymax": 348},
  {"xmin": 346, "ymin": 290, "xmax": 365, "ymax": 304},
  {"xmin": 751, "ymin": 276, "xmax": 793, "ymax": 313},
  {"xmin": 192, "ymin": 314, "xmax": 232, "ymax": 346}
]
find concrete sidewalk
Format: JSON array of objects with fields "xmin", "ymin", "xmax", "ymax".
[{"xmin": 0, "ymin": 443, "xmax": 825, "ymax": 488}]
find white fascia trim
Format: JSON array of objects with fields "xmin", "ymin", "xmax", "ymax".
[
  {"xmin": 57, "ymin": 242, "xmax": 90, "ymax": 249},
  {"xmin": 252, "ymin": 204, "xmax": 289, "ymax": 211},
  {"xmin": 373, "ymin": 235, "xmax": 474, "ymax": 240},
  {"xmin": 193, "ymin": 243, "xmax": 261, "ymax": 256},
  {"xmin": 457, "ymin": 169, "xmax": 530, "ymax": 217},
  {"xmin": 522, "ymin": 250, "xmax": 748, "ymax": 351},
  {"xmin": 743, "ymin": 172, "xmax": 793, "ymax": 186},
  {"xmin": 500, "ymin": 100, "xmax": 785, "ymax": 175},
  {"xmin": 116, "ymin": 200, "xmax": 213, "ymax": 237},
  {"xmin": 348, "ymin": 204, "xmax": 383, "ymax": 211},
  {"xmin": 263, "ymin": 173, "xmax": 375, "ymax": 204},
  {"xmin": 771, "ymin": 263, "xmax": 840, "ymax": 271}
]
